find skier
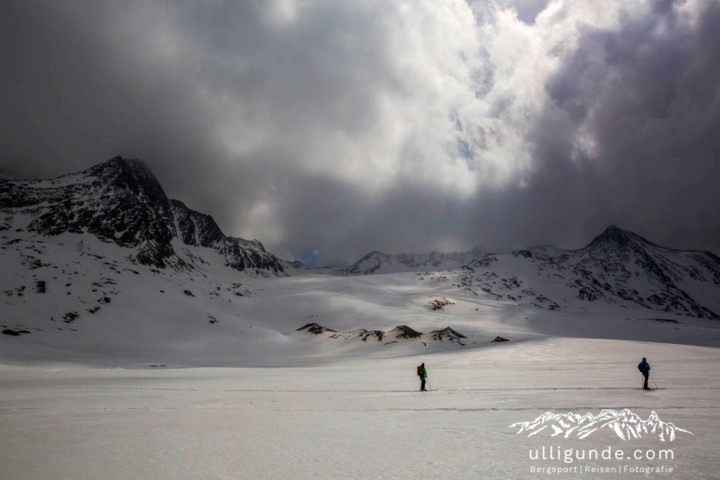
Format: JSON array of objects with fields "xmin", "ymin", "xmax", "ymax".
[
  {"xmin": 638, "ymin": 357, "xmax": 651, "ymax": 390},
  {"xmin": 417, "ymin": 362, "xmax": 428, "ymax": 391}
]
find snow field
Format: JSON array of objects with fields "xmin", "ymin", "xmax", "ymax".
[{"xmin": 2, "ymin": 337, "xmax": 719, "ymax": 479}]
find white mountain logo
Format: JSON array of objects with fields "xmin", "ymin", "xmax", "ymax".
[{"xmin": 509, "ymin": 409, "xmax": 693, "ymax": 442}]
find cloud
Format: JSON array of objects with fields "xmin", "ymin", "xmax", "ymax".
[
  {"xmin": 524, "ymin": 0, "xmax": 720, "ymax": 249},
  {"xmin": 1, "ymin": 0, "xmax": 719, "ymax": 264}
]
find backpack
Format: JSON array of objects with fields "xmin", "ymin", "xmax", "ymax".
[{"xmin": 417, "ymin": 365, "xmax": 422, "ymax": 376}]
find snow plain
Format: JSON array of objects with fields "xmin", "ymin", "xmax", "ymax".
[
  {"xmin": 2, "ymin": 338, "xmax": 719, "ymax": 480},
  {"xmin": 2, "ymin": 233, "xmax": 720, "ymax": 479}
]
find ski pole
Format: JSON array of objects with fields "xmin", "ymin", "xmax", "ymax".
[{"xmin": 650, "ymin": 374, "xmax": 658, "ymax": 389}]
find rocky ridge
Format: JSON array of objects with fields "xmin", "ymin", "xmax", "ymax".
[{"xmin": 0, "ymin": 156, "xmax": 284, "ymax": 276}]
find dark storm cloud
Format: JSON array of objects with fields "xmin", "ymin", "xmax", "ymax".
[
  {"xmin": 2, "ymin": 0, "xmax": 719, "ymax": 265},
  {"xmin": 0, "ymin": 1, "xmax": 240, "ymax": 219},
  {"xmin": 505, "ymin": 0, "xmax": 720, "ymax": 252}
]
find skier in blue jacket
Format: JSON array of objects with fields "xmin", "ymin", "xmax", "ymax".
[{"xmin": 638, "ymin": 357, "xmax": 651, "ymax": 390}]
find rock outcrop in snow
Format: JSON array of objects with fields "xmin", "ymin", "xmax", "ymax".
[{"xmin": 297, "ymin": 323, "xmax": 468, "ymax": 346}]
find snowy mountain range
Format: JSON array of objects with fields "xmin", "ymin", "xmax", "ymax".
[
  {"xmin": 510, "ymin": 409, "xmax": 694, "ymax": 442},
  {"xmin": 1, "ymin": 157, "xmax": 720, "ymax": 366},
  {"xmin": 0, "ymin": 156, "xmax": 284, "ymax": 276},
  {"xmin": 343, "ymin": 247, "xmax": 486, "ymax": 275},
  {"xmin": 418, "ymin": 226, "xmax": 720, "ymax": 320}
]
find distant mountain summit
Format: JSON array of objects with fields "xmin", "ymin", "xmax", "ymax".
[
  {"xmin": 585, "ymin": 224, "xmax": 650, "ymax": 250},
  {"xmin": 0, "ymin": 156, "xmax": 284, "ymax": 275},
  {"xmin": 345, "ymin": 246, "xmax": 485, "ymax": 274}
]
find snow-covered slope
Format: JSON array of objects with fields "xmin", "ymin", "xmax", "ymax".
[
  {"xmin": 0, "ymin": 232, "xmax": 489, "ymax": 366},
  {"xmin": 0, "ymin": 156, "xmax": 284, "ymax": 275}
]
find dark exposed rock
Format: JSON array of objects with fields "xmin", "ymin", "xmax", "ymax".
[
  {"xmin": 491, "ymin": 336, "xmax": 509, "ymax": 343},
  {"xmin": 297, "ymin": 323, "xmax": 337, "ymax": 335},
  {"xmin": 388, "ymin": 325, "xmax": 422, "ymax": 339},
  {"xmin": 429, "ymin": 297, "xmax": 455, "ymax": 311},
  {"xmin": 428, "ymin": 327, "xmax": 466, "ymax": 345},
  {"xmin": 357, "ymin": 330, "xmax": 385, "ymax": 342},
  {"xmin": 170, "ymin": 199, "xmax": 224, "ymax": 248}
]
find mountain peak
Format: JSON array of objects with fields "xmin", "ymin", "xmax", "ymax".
[
  {"xmin": 586, "ymin": 225, "xmax": 650, "ymax": 250},
  {"xmin": 87, "ymin": 155, "xmax": 159, "ymax": 184},
  {"xmin": 345, "ymin": 247, "xmax": 486, "ymax": 275},
  {"xmin": 99, "ymin": 155, "xmax": 148, "ymax": 170}
]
